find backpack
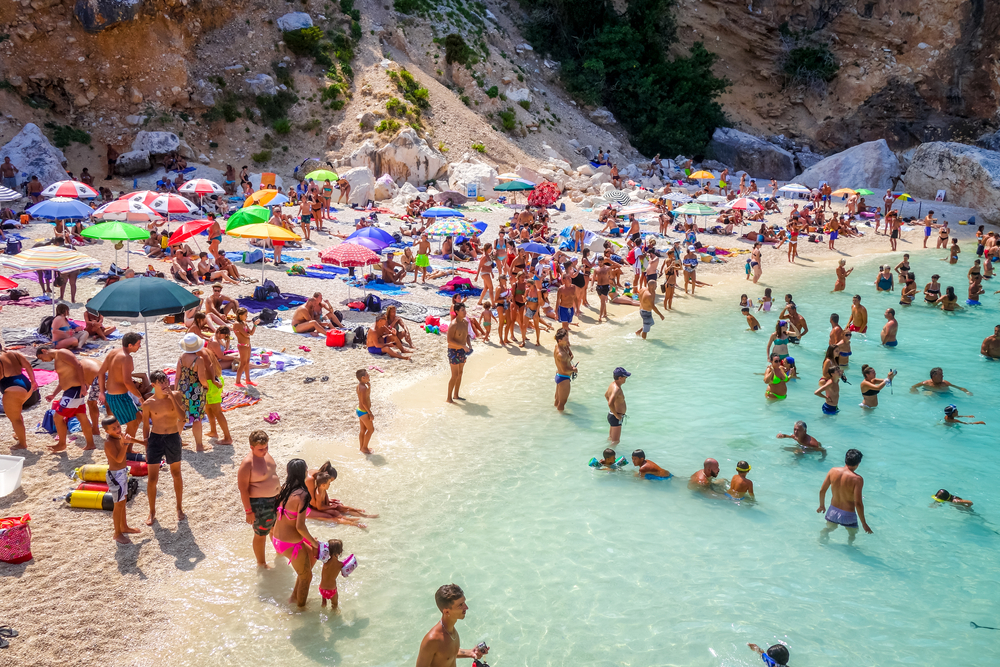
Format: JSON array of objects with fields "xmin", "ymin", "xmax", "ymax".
[
  {"xmin": 252, "ymin": 285, "xmax": 269, "ymax": 300},
  {"xmin": 257, "ymin": 308, "xmax": 277, "ymax": 325},
  {"xmin": 5, "ymin": 238, "xmax": 21, "ymax": 255},
  {"xmin": 363, "ymin": 294, "xmax": 382, "ymax": 312},
  {"xmin": 352, "ymin": 325, "xmax": 366, "ymax": 346},
  {"xmin": 263, "ymin": 279, "xmax": 280, "ymax": 298},
  {"xmin": 392, "ymin": 232, "xmax": 402, "ymax": 243},
  {"xmin": 38, "ymin": 315, "xmax": 55, "ymax": 337}
]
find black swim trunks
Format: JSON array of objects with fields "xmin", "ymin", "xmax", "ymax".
[
  {"xmin": 147, "ymin": 431, "xmax": 182, "ymax": 465},
  {"xmin": 249, "ymin": 495, "xmax": 278, "ymax": 536},
  {"xmin": 607, "ymin": 412, "xmax": 623, "ymax": 427},
  {"xmin": 596, "ymin": 284, "xmax": 610, "ymax": 296},
  {"xmin": 448, "ymin": 347, "xmax": 468, "ymax": 365}
]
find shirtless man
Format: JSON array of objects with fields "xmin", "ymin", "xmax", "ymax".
[
  {"xmin": 415, "ymin": 584, "xmax": 488, "ymax": 667},
  {"xmin": 909, "ymin": 367, "xmax": 972, "ymax": 394},
  {"xmin": 593, "ymin": 260, "xmax": 611, "ymax": 323},
  {"xmin": 605, "ymin": 367, "xmax": 629, "ymax": 444},
  {"xmin": 0, "ymin": 157, "xmax": 18, "ymax": 190},
  {"xmin": 776, "ymin": 420, "xmax": 824, "ymax": 455},
  {"xmin": 141, "ymin": 370, "xmax": 187, "ymax": 525},
  {"xmin": 980, "ymin": 325, "xmax": 1000, "ymax": 359},
  {"xmin": 35, "ymin": 345, "xmax": 96, "ymax": 451},
  {"xmin": 828, "ymin": 313, "xmax": 845, "ymax": 353},
  {"xmin": 556, "ymin": 274, "xmax": 577, "ymax": 331},
  {"xmin": 291, "ymin": 301, "xmax": 329, "ymax": 336},
  {"xmin": 634, "ymin": 282, "xmax": 664, "ymax": 340},
  {"xmin": 729, "ymin": 461, "xmax": 755, "ymax": 500},
  {"xmin": 106, "ymin": 144, "xmax": 119, "ymax": 180},
  {"xmin": 308, "ymin": 292, "xmax": 342, "ymax": 328},
  {"xmin": 631, "ymin": 449, "xmax": 671, "ymax": 479},
  {"xmin": 847, "ymin": 295, "xmax": 868, "ymax": 333},
  {"xmin": 553, "ymin": 329, "xmax": 576, "ymax": 411},
  {"xmin": 818, "ymin": 448, "xmax": 873, "ymax": 543},
  {"xmin": 446, "ymin": 303, "xmax": 471, "ymax": 403},
  {"xmin": 689, "ymin": 458, "xmax": 722, "ymax": 492},
  {"xmin": 98, "ymin": 333, "xmax": 146, "ymax": 440},
  {"xmin": 880, "ymin": 308, "xmax": 898, "ymax": 347},
  {"xmin": 356, "ymin": 369, "xmax": 375, "ymax": 454},
  {"xmin": 205, "ymin": 284, "xmax": 238, "ymax": 325},
  {"xmin": 381, "ymin": 254, "xmax": 405, "ymax": 285},
  {"xmin": 367, "ymin": 315, "xmax": 411, "ymax": 360},
  {"xmin": 237, "ymin": 429, "xmax": 281, "ymax": 567},
  {"xmin": 784, "ymin": 303, "xmax": 808, "ymax": 342}
]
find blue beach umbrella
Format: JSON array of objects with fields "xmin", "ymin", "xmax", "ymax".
[
  {"xmin": 27, "ymin": 197, "xmax": 94, "ymax": 220},
  {"xmin": 519, "ymin": 241, "xmax": 554, "ymax": 255},
  {"xmin": 422, "ymin": 206, "xmax": 465, "ymax": 218},
  {"xmin": 346, "ymin": 227, "xmax": 395, "ymax": 247}
]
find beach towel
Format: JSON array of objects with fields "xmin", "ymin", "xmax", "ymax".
[
  {"xmin": 24, "ymin": 368, "xmax": 58, "ymax": 386},
  {"xmin": 220, "ymin": 349, "xmax": 312, "ymax": 380},
  {"xmin": 238, "ymin": 293, "xmax": 309, "ymax": 314},
  {"xmin": 307, "ymin": 264, "xmax": 348, "ymax": 275},
  {"xmin": 390, "ymin": 301, "xmax": 449, "ymax": 324},
  {"xmin": 1, "ymin": 328, "xmax": 51, "ymax": 347},
  {"xmin": 350, "ymin": 282, "xmax": 409, "ymax": 295},
  {"xmin": 220, "ymin": 390, "xmax": 262, "ymax": 412}
]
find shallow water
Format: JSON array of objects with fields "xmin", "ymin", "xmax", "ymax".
[{"xmin": 162, "ymin": 249, "xmax": 1000, "ymax": 666}]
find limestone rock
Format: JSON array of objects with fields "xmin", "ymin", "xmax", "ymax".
[
  {"xmin": 130, "ymin": 87, "xmax": 143, "ymax": 104},
  {"xmin": 706, "ymin": 127, "xmax": 795, "ymax": 180},
  {"xmin": 515, "ymin": 165, "xmax": 542, "ymax": 184},
  {"xmin": 0, "ymin": 123, "xmax": 67, "ymax": 187},
  {"xmin": 74, "ymin": 0, "xmax": 145, "ymax": 34},
  {"xmin": 125, "ymin": 115, "xmax": 145, "ymax": 126},
  {"xmin": 131, "ymin": 131, "xmax": 180, "ymax": 156},
  {"xmin": 542, "ymin": 159, "xmax": 571, "ymax": 174},
  {"xmin": 373, "ymin": 173, "xmax": 398, "ymax": 201},
  {"xmin": 246, "ymin": 74, "xmax": 277, "ymax": 97},
  {"xmin": 349, "ymin": 128, "xmax": 447, "ymax": 185},
  {"xmin": 357, "ymin": 112, "xmax": 377, "ymax": 131},
  {"xmin": 589, "ymin": 172, "xmax": 610, "ymax": 188},
  {"xmin": 795, "ymin": 150, "xmax": 824, "ymax": 172},
  {"xmin": 976, "ymin": 129, "xmax": 1000, "ymax": 152},
  {"xmin": 579, "ymin": 145, "xmax": 595, "ymax": 160},
  {"xmin": 796, "ymin": 139, "xmax": 901, "ymax": 190},
  {"xmin": 277, "ymin": 12, "xmax": 313, "ymax": 32},
  {"xmin": 339, "ymin": 167, "xmax": 375, "ymax": 205},
  {"xmin": 177, "ymin": 140, "xmax": 195, "ymax": 160},
  {"xmin": 505, "ymin": 88, "xmax": 532, "ymax": 103},
  {"xmin": 576, "ymin": 163, "xmax": 596, "ymax": 177},
  {"xmin": 447, "ymin": 162, "xmax": 498, "ymax": 196},
  {"xmin": 589, "ymin": 107, "xmax": 616, "ymax": 125},
  {"xmin": 905, "ymin": 142, "xmax": 1000, "ymax": 225},
  {"xmin": 193, "ymin": 79, "xmax": 217, "ymax": 107},
  {"xmin": 115, "ymin": 150, "xmax": 152, "ymax": 176}
]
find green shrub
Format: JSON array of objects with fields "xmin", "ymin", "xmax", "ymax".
[
  {"xmin": 394, "ymin": 0, "xmax": 433, "ymax": 14},
  {"xmin": 251, "ymin": 150, "xmax": 272, "ymax": 164},
  {"xmin": 498, "ymin": 107, "xmax": 516, "ymax": 132},
  {"xmin": 486, "ymin": 85, "xmax": 499, "ymax": 99},
  {"xmin": 517, "ymin": 73, "xmax": 524, "ymax": 82},
  {"xmin": 783, "ymin": 45, "xmax": 839, "ymax": 84},
  {"xmin": 385, "ymin": 97, "xmax": 404, "ymax": 115},
  {"xmin": 256, "ymin": 90, "xmax": 298, "ymax": 123},
  {"xmin": 272, "ymin": 61, "xmax": 294, "ymax": 88},
  {"xmin": 518, "ymin": 100, "xmax": 530, "ymax": 111},
  {"xmin": 376, "ymin": 118, "xmax": 401, "ymax": 133},
  {"xmin": 444, "ymin": 33, "xmax": 473, "ymax": 66},
  {"xmin": 209, "ymin": 141, "xmax": 219, "ymax": 148},
  {"xmin": 389, "ymin": 69, "xmax": 430, "ymax": 109},
  {"xmin": 350, "ymin": 20, "xmax": 362, "ymax": 41},
  {"xmin": 283, "ymin": 27, "xmax": 324, "ymax": 56},
  {"xmin": 471, "ymin": 142, "xmax": 486, "ymax": 153},
  {"xmin": 460, "ymin": 95, "xmax": 471, "ymax": 106},
  {"xmin": 320, "ymin": 83, "xmax": 341, "ymax": 102},
  {"xmin": 272, "ymin": 118, "xmax": 292, "ymax": 135},
  {"xmin": 44, "ymin": 122, "xmax": 91, "ymax": 149}
]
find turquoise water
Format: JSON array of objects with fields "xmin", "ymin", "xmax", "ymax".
[{"xmin": 164, "ymin": 250, "xmax": 1000, "ymax": 666}]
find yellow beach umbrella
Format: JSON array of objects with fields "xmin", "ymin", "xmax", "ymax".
[
  {"xmin": 226, "ymin": 223, "xmax": 302, "ymax": 281},
  {"xmin": 831, "ymin": 188, "xmax": 856, "ymax": 197},
  {"xmin": 689, "ymin": 170, "xmax": 715, "ymax": 180},
  {"xmin": 895, "ymin": 193, "xmax": 915, "ymax": 201},
  {"xmin": 244, "ymin": 189, "xmax": 289, "ymax": 207}
]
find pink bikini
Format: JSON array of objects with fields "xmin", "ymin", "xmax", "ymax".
[{"xmin": 271, "ymin": 504, "xmax": 312, "ymax": 561}]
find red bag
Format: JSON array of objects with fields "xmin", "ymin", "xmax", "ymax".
[
  {"xmin": 0, "ymin": 514, "xmax": 32, "ymax": 564},
  {"xmin": 326, "ymin": 329, "xmax": 345, "ymax": 348}
]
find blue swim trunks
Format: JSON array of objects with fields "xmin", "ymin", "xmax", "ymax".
[
  {"xmin": 822, "ymin": 402, "xmax": 840, "ymax": 415},
  {"xmin": 558, "ymin": 306, "xmax": 574, "ymax": 323}
]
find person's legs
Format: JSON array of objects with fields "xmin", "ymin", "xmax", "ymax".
[
  {"xmin": 3, "ymin": 390, "xmax": 28, "ymax": 449},
  {"xmin": 555, "ymin": 378, "xmax": 571, "ymax": 411},
  {"xmin": 208, "ymin": 404, "xmax": 232, "ymax": 444},
  {"xmin": 51, "ymin": 413, "xmax": 69, "ymax": 451},
  {"xmin": 69, "ymin": 275, "xmax": 77, "ymax": 303},
  {"xmin": 290, "ymin": 549, "xmax": 314, "ymax": 607},
  {"xmin": 146, "ymin": 462, "xmax": 160, "ymax": 525},
  {"xmin": 169, "ymin": 461, "xmax": 185, "ymax": 520},
  {"xmin": 253, "ymin": 532, "xmax": 268, "ymax": 567},
  {"xmin": 359, "ymin": 413, "xmax": 374, "ymax": 453},
  {"xmin": 190, "ymin": 414, "xmax": 205, "ymax": 451},
  {"xmin": 76, "ymin": 410, "xmax": 95, "ymax": 450}
]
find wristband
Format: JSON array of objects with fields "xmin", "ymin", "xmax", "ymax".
[{"xmin": 245, "ymin": 508, "xmax": 252, "ymax": 513}]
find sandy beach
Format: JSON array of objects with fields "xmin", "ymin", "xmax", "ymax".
[{"xmin": 0, "ymin": 190, "xmax": 988, "ymax": 666}]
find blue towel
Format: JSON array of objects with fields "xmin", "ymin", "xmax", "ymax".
[
  {"xmin": 238, "ymin": 292, "xmax": 310, "ymax": 313},
  {"xmin": 220, "ymin": 348, "xmax": 312, "ymax": 380}
]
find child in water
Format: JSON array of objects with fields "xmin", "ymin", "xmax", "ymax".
[
  {"xmin": 318, "ymin": 539, "xmax": 346, "ymax": 609},
  {"xmin": 743, "ymin": 307, "xmax": 761, "ymax": 331},
  {"xmin": 590, "ymin": 447, "xmax": 625, "ymax": 469},
  {"xmin": 933, "ymin": 489, "xmax": 973, "ymax": 507},
  {"xmin": 943, "ymin": 404, "xmax": 985, "ymax": 425}
]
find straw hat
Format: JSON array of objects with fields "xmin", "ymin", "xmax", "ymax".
[{"xmin": 180, "ymin": 332, "xmax": 203, "ymax": 353}]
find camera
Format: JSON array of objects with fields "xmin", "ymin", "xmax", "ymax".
[{"xmin": 472, "ymin": 642, "xmax": 490, "ymax": 667}]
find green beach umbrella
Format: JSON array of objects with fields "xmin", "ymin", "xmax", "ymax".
[
  {"xmin": 225, "ymin": 205, "xmax": 271, "ymax": 232},
  {"xmin": 304, "ymin": 169, "xmax": 339, "ymax": 182},
  {"xmin": 81, "ymin": 220, "xmax": 150, "ymax": 268},
  {"xmin": 673, "ymin": 202, "xmax": 717, "ymax": 216},
  {"xmin": 494, "ymin": 180, "xmax": 535, "ymax": 191},
  {"xmin": 854, "ymin": 188, "xmax": 875, "ymax": 196}
]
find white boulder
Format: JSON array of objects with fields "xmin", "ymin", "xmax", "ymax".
[
  {"xmin": 0, "ymin": 123, "xmax": 68, "ymax": 187},
  {"xmin": 277, "ymin": 12, "xmax": 313, "ymax": 32},
  {"xmin": 506, "ymin": 88, "xmax": 532, "ymax": 103},
  {"xmin": 341, "ymin": 166, "xmax": 375, "ymax": 205},
  {"xmin": 246, "ymin": 73, "xmax": 277, "ymax": 97},
  {"xmin": 576, "ymin": 163, "xmax": 596, "ymax": 177},
  {"xmin": 349, "ymin": 128, "xmax": 447, "ymax": 185},
  {"xmin": 707, "ymin": 127, "xmax": 795, "ymax": 180},
  {"xmin": 447, "ymin": 161, "xmax": 498, "ymax": 196},
  {"xmin": 515, "ymin": 165, "xmax": 542, "ymax": 184},
  {"xmin": 373, "ymin": 173, "xmax": 398, "ymax": 201},
  {"xmin": 905, "ymin": 142, "xmax": 1000, "ymax": 224},
  {"xmin": 796, "ymin": 139, "xmax": 900, "ymax": 191},
  {"xmin": 131, "ymin": 131, "xmax": 180, "ymax": 156},
  {"xmin": 115, "ymin": 150, "xmax": 152, "ymax": 176}
]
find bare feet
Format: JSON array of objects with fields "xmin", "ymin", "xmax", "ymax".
[
  {"xmin": 257, "ymin": 562, "xmax": 272, "ymax": 570},
  {"xmin": 81, "ymin": 444, "xmax": 96, "ymax": 451},
  {"xmin": 145, "ymin": 514, "xmax": 156, "ymax": 526},
  {"xmin": 177, "ymin": 509, "xmax": 187, "ymax": 521},
  {"xmin": 123, "ymin": 525, "xmax": 140, "ymax": 534},
  {"xmin": 216, "ymin": 439, "xmax": 233, "ymax": 445},
  {"xmin": 360, "ymin": 447, "xmax": 372, "ymax": 455},
  {"xmin": 195, "ymin": 443, "xmax": 212, "ymax": 452},
  {"xmin": 10, "ymin": 444, "xmax": 27, "ymax": 450},
  {"xmin": 114, "ymin": 534, "xmax": 133, "ymax": 544},
  {"xmin": 206, "ymin": 431, "xmax": 219, "ymax": 439},
  {"xmin": 48, "ymin": 444, "xmax": 68, "ymax": 453}
]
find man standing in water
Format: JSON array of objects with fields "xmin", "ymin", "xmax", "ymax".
[
  {"xmin": 556, "ymin": 274, "xmax": 576, "ymax": 331},
  {"xmin": 605, "ymin": 367, "xmax": 629, "ymax": 444},
  {"xmin": 981, "ymin": 325, "xmax": 1000, "ymax": 359},
  {"xmin": 847, "ymin": 295, "xmax": 868, "ymax": 333},
  {"xmin": 634, "ymin": 280, "xmax": 665, "ymax": 340},
  {"xmin": 446, "ymin": 303, "xmax": 472, "ymax": 404},
  {"xmin": 415, "ymin": 584, "xmax": 488, "ymax": 667},
  {"xmin": 553, "ymin": 329, "xmax": 576, "ymax": 411},
  {"xmin": 818, "ymin": 448, "xmax": 873, "ymax": 544},
  {"xmin": 593, "ymin": 260, "xmax": 611, "ymax": 323},
  {"xmin": 356, "ymin": 369, "xmax": 375, "ymax": 454},
  {"xmin": 237, "ymin": 430, "xmax": 281, "ymax": 568},
  {"xmin": 141, "ymin": 370, "xmax": 187, "ymax": 525},
  {"xmin": 880, "ymin": 308, "xmax": 898, "ymax": 347}
]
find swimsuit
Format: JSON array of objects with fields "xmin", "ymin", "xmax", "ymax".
[
  {"xmin": 355, "ymin": 406, "xmax": 369, "ymax": 417},
  {"xmin": 249, "ymin": 495, "xmax": 278, "ymax": 536},
  {"xmin": 319, "ymin": 587, "xmax": 338, "ymax": 600},
  {"xmin": 883, "ymin": 340, "xmax": 898, "ymax": 347},
  {"xmin": 106, "ymin": 467, "xmax": 129, "ymax": 503},
  {"xmin": 448, "ymin": 348, "xmax": 468, "ymax": 365},
  {"xmin": 877, "ymin": 277, "xmax": 893, "ymax": 290},
  {"xmin": 367, "ymin": 346, "xmax": 384, "ymax": 355},
  {"xmin": 555, "ymin": 373, "xmax": 572, "ymax": 384},
  {"xmin": 639, "ymin": 309, "xmax": 655, "ymax": 333},
  {"xmin": 271, "ymin": 503, "xmax": 313, "ymax": 561},
  {"xmin": 415, "ymin": 253, "xmax": 430, "ymax": 268},
  {"xmin": 177, "ymin": 364, "xmax": 206, "ymax": 419},
  {"xmin": 822, "ymin": 402, "xmax": 839, "ymax": 415},
  {"xmin": 106, "ymin": 391, "xmax": 140, "ymax": 424},
  {"xmin": 147, "ymin": 431, "xmax": 183, "ymax": 465},
  {"xmin": 607, "ymin": 412, "xmax": 624, "ymax": 427},
  {"xmin": 205, "ymin": 375, "xmax": 223, "ymax": 405},
  {"xmin": 56, "ymin": 386, "xmax": 87, "ymax": 418},
  {"xmin": 558, "ymin": 306, "xmax": 574, "ymax": 323},
  {"xmin": 825, "ymin": 506, "xmax": 859, "ymax": 528}
]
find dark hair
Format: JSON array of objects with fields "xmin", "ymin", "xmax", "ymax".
[
  {"xmin": 122, "ymin": 332, "xmax": 142, "ymax": 348},
  {"xmin": 845, "ymin": 448, "xmax": 863, "ymax": 467},
  {"xmin": 276, "ymin": 459, "xmax": 311, "ymax": 510},
  {"xmin": 631, "ymin": 449, "xmax": 645, "ymax": 460},
  {"xmin": 328, "ymin": 538, "xmax": 344, "ymax": 558},
  {"xmin": 35, "ymin": 344, "xmax": 53, "ymax": 357},
  {"xmin": 318, "ymin": 460, "xmax": 338, "ymax": 481},
  {"xmin": 101, "ymin": 416, "xmax": 118, "ymax": 428},
  {"xmin": 741, "ymin": 307, "xmax": 750, "ymax": 314},
  {"xmin": 356, "ymin": 368, "xmax": 368, "ymax": 379},
  {"xmin": 861, "ymin": 364, "xmax": 875, "ymax": 377},
  {"xmin": 886, "ymin": 308, "xmax": 895, "ymax": 317},
  {"xmin": 935, "ymin": 489, "xmax": 953, "ymax": 501},
  {"xmin": 825, "ymin": 346, "xmax": 837, "ymax": 362},
  {"xmin": 249, "ymin": 430, "xmax": 268, "ymax": 446},
  {"xmin": 150, "ymin": 369, "xmax": 169, "ymax": 384},
  {"xmin": 766, "ymin": 644, "xmax": 790, "ymax": 666},
  {"xmin": 603, "ymin": 448, "xmax": 615, "ymax": 458},
  {"xmin": 435, "ymin": 583, "xmax": 465, "ymax": 611},
  {"xmin": 555, "ymin": 329, "xmax": 568, "ymax": 341},
  {"xmin": 56, "ymin": 303, "xmax": 70, "ymax": 316},
  {"xmin": 830, "ymin": 313, "xmax": 839, "ymax": 324}
]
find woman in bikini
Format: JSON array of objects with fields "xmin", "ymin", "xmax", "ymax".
[
  {"xmin": 0, "ymin": 343, "xmax": 37, "ymax": 450},
  {"xmin": 187, "ymin": 311, "xmax": 216, "ymax": 341},
  {"xmin": 208, "ymin": 217, "xmax": 223, "ymax": 260},
  {"xmin": 924, "ymin": 274, "xmax": 942, "ymax": 304},
  {"xmin": 84, "ymin": 302, "xmax": 116, "ymax": 340},
  {"xmin": 766, "ymin": 320, "xmax": 791, "ymax": 360},
  {"xmin": 860, "ymin": 364, "xmax": 895, "ymax": 408},
  {"xmin": 937, "ymin": 285, "xmax": 961, "ymax": 311},
  {"xmin": 305, "ymin": 462, "xmax": 378, "ymax": 528},
  {"xmin": 899, "ymin": 272, "xmax": 917, "ymax": 306},
  {"xmin": 232, "ymin": 307, "xmax": 257, "ymax": 387},
  {"xmin": 272, "ymin": 459, "xmax": 319, "ymax": 606},
  {"xmin": 475, "ymin": 242, "xmax": 495, "ymax": 306},
  {"xmin": 764, "ymin": 354, "xmax": 789, "ymax": 400}
]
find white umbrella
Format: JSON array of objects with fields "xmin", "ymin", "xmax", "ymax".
[
  {"xmin": 603, "ymin": 190, "xmax": 631, "ymax": 206},
  {"xmin": 663, "ymin": 192, "xmax": 693, "ymax": 203},
  {"xmin": 696, "ymin": 194, "xmax": 727, "ymax": 204},
  {"xmin": 0, "ymin": 185, "xmax": 20, "ymax": 202},
  {"xmin": 778, "ymin": 183, "xmax": 811, "ymax": 194}
]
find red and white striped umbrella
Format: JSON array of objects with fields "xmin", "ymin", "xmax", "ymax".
[
  {"xmin": 178, "ymin": 179, "xmax": 225, "ymax": 196},
  {"xmin": 92, "ymin": 199, "xmax": 163, "ymax": 222},
  {"xmin": 120, "ymin": 190, "xmax": 159, "ymax": 206},
  {"xmin": 729, "ymin": 197, "xmax": 763, "ymax": 212},
  {"xmin": 167, "ymin": 219, "xmax": 215, "ymax": 246},
  {"xmin": 41, "ymin": 180, "xmax": 99, "ymax": 199},
  {"xmin": 320, "ymin": 243, "xmax": 380, "ymax": 267},
  {"xmin": 146, "ymin": 193, "xmax": 199, "ymax": 215}
]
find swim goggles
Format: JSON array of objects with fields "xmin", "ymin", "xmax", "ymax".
[{"xmin": 761, "ymin": 653, "xmax": 786, "ymax": 667}]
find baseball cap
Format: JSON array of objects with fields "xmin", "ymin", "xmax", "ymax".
[{"xmin": 613, "ymin": 367, "xmax": 631, "ymax": 379}]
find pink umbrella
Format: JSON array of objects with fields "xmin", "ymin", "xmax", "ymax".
[
  {"xmin": 729, "ymin": 197, "xmax": 763, "ymax": 212},
  {"xmin": 167, "ymin": 219, "xmax": 214, "ymax": 247},
  {"xmin": 92, "ymin": 199, "xmax": 163, "ymax": 223},
  {"xmin": 178, "ymin": 179, "xmax": 224, "ymax": 196},
  {"xmin": 320, "ymin": 243, "xmax": 380, "ymax": 267},
  {"xmin": 41, "ymin": 180, "xmax": 98, "ymax": 199}
]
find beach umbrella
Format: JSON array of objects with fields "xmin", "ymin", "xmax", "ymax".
[
  {"xmin": 27, "ymin": 197, "xmax": 94, "ymax": 220},
  {"xmin": 347, "ymin": 236, "xmax": 389, "ymax": 252},
  {"xmin": 603, "ymin": 190, "xmax": 631, "ymax": 206},
  {"xmin": 226, "ymin": 222, "xmax": 302, "ymax": 282},
  {"xmin": 81, "ymin": 221, "xmax": 149, "ymax": 268},
  {"xmin": 167, "ymin": 219, "xmax": 215, "ymax": 248},
  {"xmin": 225, "ymin": 205, "xmax": 271, "ymax": 232},
  {"xmin": 244, "ymin": 189, "xmax": 290, "ymax": 207},
  {"xmin": 0, "ymin": 185, "xmax": 20, "ymax": 202},
  {"xmin": 673, "ymin": 202, "xmax": 717, "ymax": 216},
  {"xmin": 422, "ymin": 206, "xmax": 466, "ymax": 218},
  {"xmin": 178, "ymin": 179, "xmax": 225, "ymax": 197},
  {"xmin": 320, "ymin": 243, "xmax": 380, "ymax": 267},
  {"xmin": 893, "ymin": 193, "xmax": 917, "ymax": 216},
  {"xmin": 41, "ymin": 180, "xmax": 98, "ymax": 199},
  {"xmin": 617, "ymin": 203, "xmax": 657, "ymax": 217},
  {"xmin": 493, "ymin": 180, "xmax": 535, "ymax": 191},
  {"xmin": 497, "ymin": 172, "xmax": 527, "ymax": 182},
  {"xmin": 519, "ymin": 241, "xmax": 554, "ymax": 255},
  {"xmin": 146, "ymin": 193, "xmax": 199, "ymax": 216},
  {"xmin": 304, "ymin": 169, "xmax": 338, "ymax": 182},
  {"xmin": 662, "ymin": 192, "xmax": 693, "ymax": 204},
  {"xmin": 778, "ymin": 183, "xmax": 811, "ymax": 194},
  {"xmin": 853, "ymin": 188, "xmax": 875, "ymax": 196},
  {"xmin": 120, "ymin": 190, "xmax": 159, "ymax": 206},
  {"xmin": 426, "ymin": 219, "xmax": 477, "ymax": 237},
  {"xmin": 437, "ymin": 190, "xmax": 469, "ymax": 207},
  {"xmin": 86, "ymin": 276, "xmax": 200, "ymax": 372},
  {"xmin": 1, "ymin": 245, "xmax": 101, "ymax": 314},
  {"xmin": 0, "ymin": 275, "xmax": 18, "ymax": 290},
  {"xmin": 527, "ymin": 181, "xmax": 560, "ymax": 207},
  {"xmin": 92, "ymin": 199, "xmax": 162, "ymax": 224},
  {"xmin": 729, "ymin": 197, "xmax": 763, "ymax": 212},
  {"xmin": 689, "ymin": 170, "xmax": 715, "ymax": 180},
  {"xmin": 830, "ymin": 188, "xmax": 855, "ymax": 197},
  {"xmin": 696, "ymin": 194, "xmax": 727, "ymax": 204},
  {"xmin": 346, "ymin": 227, "xmax": 395, "ymax": 248}
]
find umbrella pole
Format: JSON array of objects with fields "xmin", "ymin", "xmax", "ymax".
[
  {"xmin": 144, "ymin": 320, "xmax": 151, "ymax": 374},
  {"xmin": 127, "ymin": 241, "xmax": 131, "ymax": 268}
]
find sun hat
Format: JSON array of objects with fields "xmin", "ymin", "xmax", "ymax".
[{"xmin": 180, "ymin": 332, "xmax": 203, "ymax": 353}]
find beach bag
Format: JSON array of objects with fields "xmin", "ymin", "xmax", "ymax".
[
  {"xmin": 40, "ymin": 409, "xmax": 56, "ymax": 434},
  {"xmin": 287, "ymin": 264, "xmax": 306, "ymax": 276},
  {"xmin": 242, "ymin": 248, "xmax": 264, "ymax": 264},
  {"xmin": 363, "ymin": 294, "xmax": 382, "ymax": 313},
  {"xmin": 257, "ymin": 308, "xmax": 277, "ymax": 325},
  {"xmin": 392, "ymin": 232, "xmax": 402, "ymax": 242},
  {"xmin": 352, "ymin": 326, "xmax": 366, "ymax": 346},
  {"xmin": 5, "ymin": 288, "xmax": 28, "ymax": 300},
  {"xmin": 252, "ymin": 285, "xmax": 269, "ymax": 300},
  {"xmin": 325, "ymin": 329, "xmax": 345, "ymax": 348},
  {"xmin": 5, "ymin": 238, "xmax": 21, "ymax": 255},
  {"xmin": 263, "ymin": 279, "xmax": 280, "ymax": 298},
  {"xmin": 0, "ymin": 514, "xmax": 32, "ymax": 564},
  {"xmin": 333, "ymin": 310, "xmax": 344, "ymax": 324},
  {"xmin": 38, "ymin": 315, "xmax": 54, "ymax": 337}
]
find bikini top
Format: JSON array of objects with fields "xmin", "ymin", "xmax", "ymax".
[
  {"xmin": 277, "ymin": 491, "xmax": 312, "ymax": 519},
  {"xmin": 774, "ymin": 337, "xmax": 788, "ymax": 346},
  {"xmin": 862, "ymin": 388, "xmax": 880, "ymax": 396}
]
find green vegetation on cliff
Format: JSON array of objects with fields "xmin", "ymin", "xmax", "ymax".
[{"xmin": 520, "ymin": 0, "xmax": 728, "ymax": 156}]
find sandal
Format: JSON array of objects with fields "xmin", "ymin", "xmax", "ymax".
[
  {"xmin": 303, "ymin": 377, "xmax": 316, "ymax": 384},
  {"xmin": 320, "ymin": 376, "xmax": 329, "ymax": 382},
  {"xmin": 299, "ymin": 346, "xmax": 311, "ymax": 352},
  {"xmin": 0, "ymin": 626, "xmax": 17, "ymax": 638}
]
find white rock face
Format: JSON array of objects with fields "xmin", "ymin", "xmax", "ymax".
[
  {"xmin": 515, "ymin": 165, "xmax": 542, "ymax": 184},
  {"xmin": 576, "ymin": 163, "xmax": 596, "ymax": 176},
  {"xmin": 447, "ymin": 161, "xmax": 498, "ymax": 196},
  {"xmin": 505, "ymin": 88, "xmax": 532, "ymax": 103},
  {"xmin": 543, "ymin": 159, "xmax": 571, "ymax": 174},
  {"xmin": 277, "ymin": 12, "xmax": 313, "ymax": 31},
  {"xmin": 905, "ymin": 142, "xmax": 1000, "ymax": 224},
  {"xmin": 796, "ymin": 139, "xmax": 901, "ymax": 190},
  {"xmin": 349, "ymin": 128, "xmax": 447, "ymax": 185},
  {"xmin": 246, "ymin": 73, "xmax": 277, "ymax": 97},
  {"xmin": 341, "ymin": 166, "xmax": 375, "ymax": 204},
  {"xmin": 707, "ymin": 127, "xmax": 796, "ymax": 180},
  {"xmin": 0, "ymin": 123, "xmax": 68, "ymax": 187},
  {"xmin": 131, "ymin": 131, "xmax": 180, "ymax": 156},
  {"xmin": 115, "ymin": 150, "xmax": 152, "ymax": 176},
  {"xmin": 373, "ymin": 173, "xmax": 398, "ymax": 201}
]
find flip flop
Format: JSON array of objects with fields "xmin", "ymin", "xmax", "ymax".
[
  {"xmin": 0, "ymin": 626, "xmax": 17, "ymax": 638},
  {"xmin": 303, "ymin": 377, "xmax": 316, "ymax": 383},
  {"xmin": 0, "ymin": 636, "xmax": 7, "ymax": 649},
  {"xmin": 320, "ymin": 376, "xmax": 329, "ymax": 382},
  {"xmin": 369, "ymin": 365, "xmax": 384, "ymax": 373},
  {"xmin": 299, "ymin": 346, "xmax": 311, "ymax": 352}
]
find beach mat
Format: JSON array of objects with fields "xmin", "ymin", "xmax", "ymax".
[
  {"xmin": 220, "ymin": 349, "xmax": 312, "ymax": 380},
  {"xmin": 221, "ymin": 390, "xmax": 262, "ymax": 412},
  {"xmin": 238, "ymin": 293, "xmax": 309, "ymax": 314}
]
